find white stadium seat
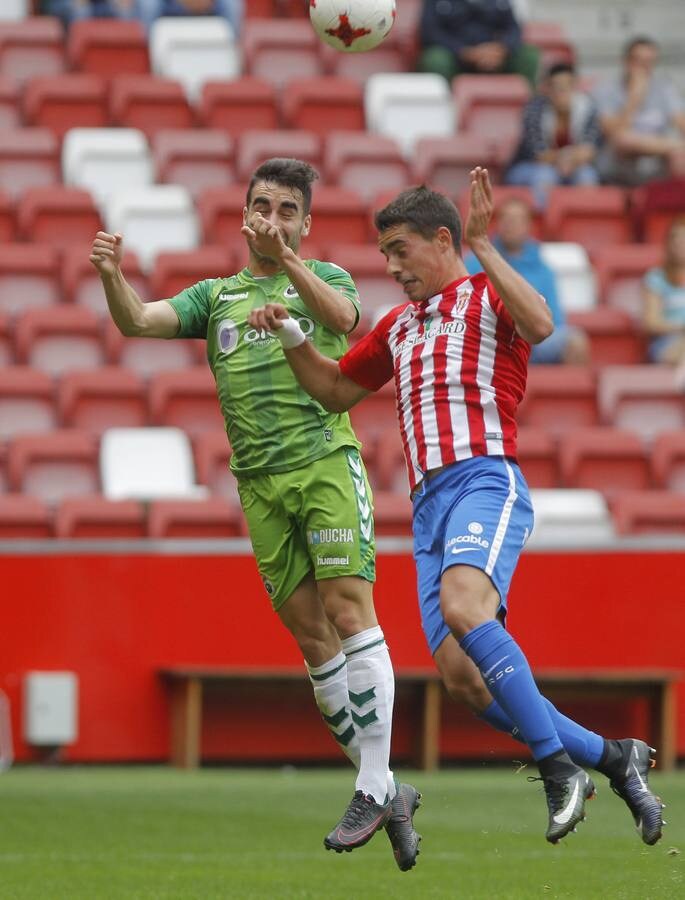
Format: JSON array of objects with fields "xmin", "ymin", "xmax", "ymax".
[
  {"xmin": 0, "ymin": 0, "xmax": 29, "ymax": 20},
  {"xmin": 104, "ymin": 184, "xmax": 199, "ymax": 271},
  {"xmin": 101, "ymin": 427, "xmax": 208, "ymax": 501},
  {"xmin": 540, "ymin": 242, "xmax": 597, "ymax": 313},
  {"xmin": 528, "ymin": 489, "xmax": 615, "ymax": 545},
  {"xmin": 365, "ymin": 73, "xmax": 455, "ymax": 156},
  {"xmin": 62, "ymin": 128, "xmax": 154, "ymax": 209},
  {"xmin": 149, "ymin": 17, "xmax": 241, "ymax": 102}
]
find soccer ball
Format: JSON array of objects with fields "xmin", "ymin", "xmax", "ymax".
[{"xmin": 309, "ymin": 0, "xmax": 396, "ymax": 53}]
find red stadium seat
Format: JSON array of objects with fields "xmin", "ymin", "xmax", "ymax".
[
  {"xmin": 149, "ymin": 367, "xmax": 224, "ymax": 435},
  {"xmin": 632, "ymin": 178, "xmax": 685, "ymax": 244},
  {"xmin": 59, "ymin": 368, "xmax": 148, "ymax": 434},
  {"xmin": 566, "ymin": 308, "xmax": 646, "ymax": 366},
  {"xmin": 67, "ymin": 19, "xmax": 149, "ymax": 79},
  {"xmin": 592, "ymin": 243, "xmax": 662, "ymax": 320},
  {"xmin": 106, "ymin": 323, "xmax": 203, "ymax": 377},
  {"xmin": 0, "ymin": 78, "xmax": 21, "ymax": 129},
  {"xmin": 14, "ymin": 307, "xmax": 105, "ymax": 375},
  {"xmin": 0, "ymin": 494, "xmax": 52, "ymax": 538},
  {"xmin": 244, "ymin": 20, "xmax": 323, "ymax": 85},
  {"xmin": 23, "ymin": 74, "xmax": 108, "ymax": 138},
  {"xmin": 236, "ymin": 130, "xmax": 322, "ymax": 181},
  {"xmin": 61, "ymin": 247, "xmax": 148, "ymax": 312},
  {"xmin": 0, "ymin": 128, "xmax": 60, "ymax": 200},
  {"xmin": 349, "ymin": 380, "xmax": 397, "ymax": 439},
  {"xmin": 413, "ymin": 134, "xmax": 508, "ymax": 199},
  {"xmin": 0, "ymin": 367, "xmax": 56, "ymax": 440},
  {"xmin": 192, "ymin": 430, "xmax": 235, "ymax": 500},
  {"xmin": 150, "ymin": 246, "xmax": 236, "ymax": 299},
  {"xmin": 320, "ymin": 34, "xmax": 409, "ymax": 84},
  {"xmin": 198, "ymin": 79, "xmax": 279, "ymax": 137},
  {"xmin": 0, "ymin": 312, "xmax": 12, "ymax": 366},
  {"xmin": 0, "ymin": 440, "xmax": 7, "ymax": 494},
  {"xmin": 148, "ymin": 498, "xmax": 244, "ymax": 538},
  {"xmin": 0, "ymin": 17, "xmax": 66, "ymax": 86},
  {"xmin": 55, "ymin": 495, "xmax": 146, "ymax": 538},
  {"xmin": 374, "ymin": 425, "xmax": 407, "ymax": 494},
  {"xmin": 7, "ymin": 429, "xmax": 99, "ymax": 503},
  {"xmin": 324, "ymin": 132, "xmax": 410, "ymax": 203},
  {"xmin": 0, "ymin": 243, "xmax": 61, "ymax": 314},
  {"xmin": 153, "ymin": 129, "xmax": 235, "ymax": 198},
  {"xmin": 372, "ymin": 490, "xmax": 412, "ymax": 536},
  {"xmin": 0, "ymin": 190, "xmax": 14, "ymax": 241},
  {"xmin": 306, "ymin": 186, "xmax": 368, "ymax": 244},
  {"xmin": 18, "ymin": 186, "xmax": 102, "ymax": 247},
  {"xmin": 516, "ymin": 427, "xmax": 559, "ymax": 488},
  {"xmin": 197, "ymin": 185, "xmax": 251, "ymax": 254},
  {"xmin": 324, "ymin": 243, "xmax": 400, "ymax": 329},
  {"xmin": 110, "ymin": 75, "xmax": 194, "ymax": 139},
  {"xmin": 544, "ymin": 187, "xmax": 632, "ymax": 248},
  {"xmin": 559, "ymin": 427, "xmax": 650, "ymax": 493},
  {"xmin": 523, "ymin": 21, "xmax": 575, "ymax": 68},
  {"xmin": 611, "ymin": 489, "xmax": 685, "ymax": 535},
  {"xmin": 282, "ymin": 78, "xmax": 365, "ymax": 136},
  {"xmin": 517, "ymin": 366, "xmax": 598, "ymax": 432},
  {"xmin": 651, "ymin": 431, "xmax": 685, "ymax": 491},
  {"xmin": 452, "ymin": 74, "xmax": 530, "ymax": 141},
  {"xmin": 598, "ymin": 365, "xmax": 685, "ymax": 440}
]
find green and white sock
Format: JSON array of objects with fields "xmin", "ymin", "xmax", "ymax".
[
  {"xmin": 342, "ymin": 626, "xmax": 396, "ymax": 804},
  {"xmin": 307, "ymin": 651, "xmax": 361, "ymax": 768}
]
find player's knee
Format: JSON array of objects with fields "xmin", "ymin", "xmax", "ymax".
[{"xmin": 440, "ymin": 569, "xmax": 495, "ymax": 639}]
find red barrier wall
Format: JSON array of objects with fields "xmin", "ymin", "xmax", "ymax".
[{"xmin": 1, "ymin": 549, "xmax": 683, "ymax": 763}]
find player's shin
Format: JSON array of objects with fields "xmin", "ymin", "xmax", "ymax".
[{"xmin": 307, "ymin": 652, "xmax": 361, "ymax": 769}]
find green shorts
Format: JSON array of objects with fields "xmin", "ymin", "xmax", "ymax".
[{"xmin": 237, "ymin": 446, "xmax": 376, "ymax": 610}]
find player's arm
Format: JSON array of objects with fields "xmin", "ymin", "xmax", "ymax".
[
  {"xmin": 464, "ymin": 168, "xmax": 554, "ymax": 344},
  {"xmin": 248, "ymin": 303, "xmax": 368, "ymax": 412},
  {"xmin": 90, "ymin": 231, "xmax": 180, "ymax": 338}
]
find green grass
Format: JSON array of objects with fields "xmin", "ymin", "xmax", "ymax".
[{"xmin": 0, "ymin": 766, "xmax": 682, "ymax": 899}]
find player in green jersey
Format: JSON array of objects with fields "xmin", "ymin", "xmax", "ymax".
[{"xmin": 90, "ymin": 158, "xmax": 421, "ymax": 868}]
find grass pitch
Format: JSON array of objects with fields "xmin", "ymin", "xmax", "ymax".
[{"xmin": 0, "ymin": 766, "xmax": 682, "ymax": 899}]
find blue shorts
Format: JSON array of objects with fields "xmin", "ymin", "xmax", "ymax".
[{"xmin": 412, "ymin": 456, "xmax": 534, "ymax": 655}]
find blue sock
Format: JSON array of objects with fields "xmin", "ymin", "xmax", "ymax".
[
  {"xmin": 460, "ymin": 620, "xmax": 562, "ymax": 761},
  {"xmin": 480, "ymin": 699, "xmax": 604, "ymax": 768}
]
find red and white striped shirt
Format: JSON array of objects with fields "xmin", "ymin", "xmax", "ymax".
[{"xmin": 340, "ymin": 272, "xmax": 531, "ymax": 491}]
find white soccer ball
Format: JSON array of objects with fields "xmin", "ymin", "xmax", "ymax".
[{"xmin": 309, "ymin": 0, "xmax": 396, "ymax": 53}]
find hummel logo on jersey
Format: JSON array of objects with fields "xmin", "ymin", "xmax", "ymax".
[
  {"xmin": 284, "ymin": 283, "xmax": 299, "ymax": 298},
  {"xmin": 218, "ymin": 291, "xmax": 248, "ymax": 302}
]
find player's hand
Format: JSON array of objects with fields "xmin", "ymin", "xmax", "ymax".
[
  {"xmin": 90, "ymin": 231, "xmax": 124, "ymax": 277},
  {"xmin": 464, "ymin": 167, "xmax": 494, "ymax": 247},
  {"xmin": 241, "ymin": 213, "xmax": 289, "ymax": 262},
  {"xmin": 248, "ymin": 302, "xmax": 290, "ymax": 332}
]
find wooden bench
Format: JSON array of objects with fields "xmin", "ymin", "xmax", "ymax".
[{"xmin": 159, "ymin": 666, "xmax": 680, "ymax": 771}]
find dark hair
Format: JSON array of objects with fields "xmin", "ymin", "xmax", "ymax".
[
  {"xmin": 623, "ymin": 35, "xmax": 657, "ymax": 58},
  {"xmin": 546, "ymin": 61, "xmax": 575, "ymax": 79},
  {"xmin": 374, "ymin": 185, "xmax": 462, "ymax": 249},
  {"xmin": 246, "ymin": 158, "xmax": 319, "ymax": 215}
]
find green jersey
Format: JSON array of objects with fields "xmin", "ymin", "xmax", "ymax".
[{"xmin": 167, "ymin": 260, "xmax": 362, "ymax": 479}]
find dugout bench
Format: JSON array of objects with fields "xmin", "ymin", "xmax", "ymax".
[{"xmin": 158, "ymin": 666, "xmax": 680, "ymax": 772}]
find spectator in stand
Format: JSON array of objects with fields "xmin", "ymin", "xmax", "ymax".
[
  {"xmin": 465, "ymin": 197, "xmax": 590, "ymax": 364},
  {"xmin": 136, "ymin": 0, "xmax": 243, "ymax": 33},
  {"xmin": 47, "ymin": 0, "xmax": 139, "ymax": 25},
  {"xmin": 594, "ymin": 36, "xmax": 685, "ymax": 186},
  {"xmin": 643, "ymin": 218, "xmax": 685, "ymax": 365},
  {"xmin": 418, "ymin": 0, "xmax": 538, "ymax": 88},
  {"xmin": 505, "ymin": 62, "xmax": 602, "ymax": 209}
]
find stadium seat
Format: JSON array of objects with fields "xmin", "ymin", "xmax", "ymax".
[
  {"xmin": 62, "ymin": 247, "xmax": 148, "ymax": 313},
  {"xmin": 149, "ymin": 368, "xmax": 224, "ymax": 435},
  {"xmin": 59, "ymin": 368, "xmax": 148, "ymax": 434},
  {"xmin": 244, "ymin": 20, "xmax": 323, "ymax": 85},
  {"xmin": 109, "ymin": 75, "xmax": 194, "ymax": 139},
  {"xmin": 106, "ymin": 323, "xmax": 203, "ymax": 378},
  {"xmin": 651, "ymin": 431, "xmax": 685, "ymax": 491},
  {"xmin": 611, "ymin": 489, "xmax": 685, "ymax": 535},
  {"xmin": 62, "ymin": 128, "xmax": 153, "ymax": 209},
  {"xmin": 0, "ymin": 312, "xmax": 12, "ymax": 366},
  {"xmin": 198, "ymin": 79, "xmax": 279, "ymax": 137},
  {"xmin": 366, "ymin": 73, "xmax": 455, "ymax": 156},
  {"xmin": 0, "ymin": 243, "xmax": 61, "ymax": 314},
  {"xmin": 0, "ymin": 77, "xmax": 20, "ymax": 129},
  {"xmin": 0, "ymin": 367, "xmax": 56, "ymax": 440},
  {"xmin": 518, "ymin": 366, "xmax": 598, "ymax": 432},
  {"xmin": 324, "ymin": 132, "xmax": 409, "ymax": 203},
  {"xmin": 150, "ymin": 246, "xmax": 235, "ymax": 300},
  {"xmin": 7, "ymin": 429, "xmax": 99, "ymax": 504},
  {"xmin": 0, "ymin": 439, "xmax": 7, "ymax": 493},
  {"xmin": 527, "ymin": 488, "xmax": 615, "ymax": 545},
  {"xmin": 0, "ymin": 128, "xmax": 60, "ymax": 199},
  {"xmin": 0, "ymin": 494, "xmax": 52, "ymax": 538},
  {"xmin": 104, "ymin": 185, "xmax": 199, "ymax": 271},
  {"xmin": 456, "ymin": 185, "xmax": 544, "ymax": 240},
  {"xmin": 67, "ymin": 19, "xmax": 149, "ymax": 79},
  {"xmin": 149, "ymin": 17, "xmax": 240, "ymax": 103},
  {"xmin": 452, "ymin": 75, "xmax": 529, "ymax": 142},
  {"xmin": 540, "ymin": 243, "xmax": 597, "ymax": 312},
  {"xmin": 0, "ymin": 17, "xmax": 66, "ymax": 86},
  {"xmin": 592, "ymin": 244, "xmax": 662, "ymax": 320},
  {"xmin": 413, "ymin": 134, "xmax": 507, "ymax": 199},
  {"xmin": 0, "ymin": 190, "xmax": 13, "ymax": 242},
  {"xmin": 17, "ymin": 186, "xmax": 102, "ymax": 248},
  {"xmin": 235, "ymin": 130, "xmax": 322, "ymax": 181},
  {"xmin": 0, "ymin": 0, "xmax": 30, "ymax": 21},
  {"xmin": 304, "ymin": 186, "xmax": 369, "ymax": 244},
  {"xmin": 197, "ymin": 186, "xmax": 251, "ymax": 253},
  {"xmin": 23, "ymin": 74, "xmax": 108, "ymax": 138},
  {"xmin": 192, "ymin": 430, "xmax": 236, "ymax": 501},
  {"xmin": 282, "ymin": 77, "xmax": 364, "ymax": 136},
  {"xmin": 320, "ymin": 32, "xmax": 409, "ymax": 84},
  {"xmin": 598, "ymin": 365, "xmax": 685, "ymax": 440},
  {"xmin": 55, "ymin": 495, "xmax": 145, "ymax": 538},
  {"xmin": 632, "ymin": 178, "xmax": 685, "ymax": 244},
  {"xmin": 516, "ymin": 427, "xmax": 559, "ymax": 488},
  {"xmin": 374, "ymin": 426, "xmax": 407, "ymax": 494},
  {"xmin": 349, "ymin": 380, "xmax": 397, "ymax": 439},
  {"xmin": 544, "ymin": 187, "xmax": 632, "ymax": 248},
  {"xmin": 153, "ymin": 129, "xmax": 234, "ymax": 198},
  {"xmin": 148, "ymin": 497, "xmax": 244, "ymax": 538},
  {"xmin": 523, "ymin": 21, "xmax": 575, "ymax": 68},
  {"xmin": 100, "ymin": 427, "xmax": 207, "ymax": 501},
  {"xmin": 372, "ymin": 490, "xmax": 412, "ymax": 536},
  {"xmin": 324, "ymin": 243, "xmax": 400, "ymax": 328},
  {"xmin": 559, "ymin": 427, "xmax": 650, "ymax": 493},
  {"xmin": 14, "ymin": 307, "xmax": 105, "ymax": 375},
  {"xmin": 566, "ymin": 308, "xmax": 646, "ymax": 366}
]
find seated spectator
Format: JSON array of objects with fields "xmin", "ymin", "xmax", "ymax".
[
  {"xmin": 505, "ymin": 63, "xmax": 601, "ymax": 209},
  {"xmin": 418, "ymin": 0, "xmax": 539, "ymax": 88},
  {"xmin": 136, "ymin": 0, "xmax": 243, "ymax": 34},
  {"xmin": 594, "ymin": 36, "xmax": 685, "ymax": 186},
  {"xmin": 465, "ymin": 197, "xmax": 590, "ymax": 364},
  {"xmin": 47, "ymin": 0, "xmax": 139, "ymax": 26},
  {"xmin": 643, "ymin": 218, "xmax": 685, "ymax": 365}
]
